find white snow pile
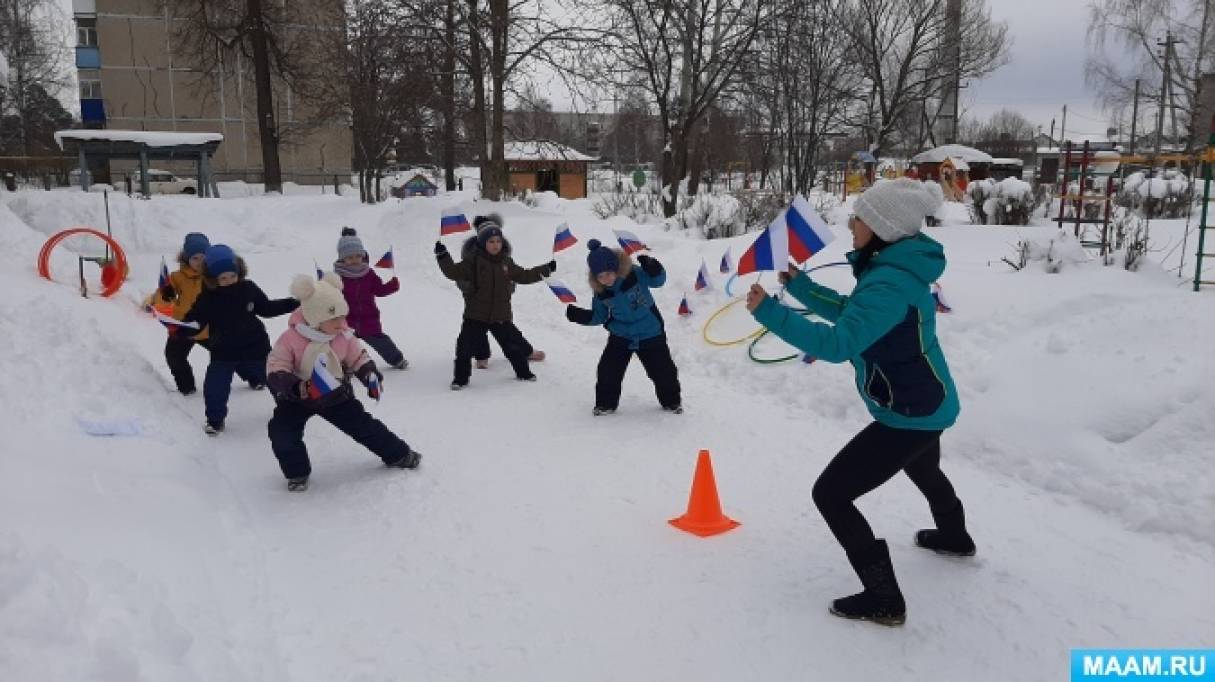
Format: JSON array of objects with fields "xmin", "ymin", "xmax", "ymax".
[{"xmin": 669, "ymin": 192, "xmax": 745, "ymax": 238}]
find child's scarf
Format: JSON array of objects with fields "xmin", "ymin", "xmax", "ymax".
[
  {"xmin": 334, "ymin": 260, "xmax": 370, "ymax": 279},
  {"xmin": 294, "ymin": 322, "xmax": 354, "ymax": 383}
]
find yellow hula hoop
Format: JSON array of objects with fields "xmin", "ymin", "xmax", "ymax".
[{"xmin": 701, "ymin": 297, "xmax": 765, "ymax": 347}]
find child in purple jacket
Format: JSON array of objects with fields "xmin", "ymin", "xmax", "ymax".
[{"xmin": 334, "ymin": 227, "xmax": 408, "ymax": 369}]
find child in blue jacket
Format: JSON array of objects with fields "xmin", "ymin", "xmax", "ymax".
[{"xmin": 565, "ymin": 240, "xmax": 681, "ymax": 415}]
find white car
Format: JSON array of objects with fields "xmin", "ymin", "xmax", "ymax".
[{"xmin": 135, "ymin": 169, "xmax": 198, "ymax": 194}]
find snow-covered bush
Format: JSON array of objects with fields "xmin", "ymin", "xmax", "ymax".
[
  {"xmin": 668, "ymin": 192, "xmax": 745, "ymax": 239},
  {"xmin": 1116, "ymin": 169, "xmax": 1193, "ymax": 218},
  {"xmin": 967, "ymin": 177, "xmax": 1035, "ymax": 225},
  {"xmin": 1002, "ymin": 230, "xmax": 1089, "ymax": 273},
  {"xmin": 591, "ymin": 191, "xmax": 662, "ymax": 223}
]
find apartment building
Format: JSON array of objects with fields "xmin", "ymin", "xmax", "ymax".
[{"xmin": 70, "ymin": 0, "xmax": 351, "ymax": 183}]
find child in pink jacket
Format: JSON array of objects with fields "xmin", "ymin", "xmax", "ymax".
[{"xmin": 266, "ymin": 273, "xmax": 421, "ymax": 492}]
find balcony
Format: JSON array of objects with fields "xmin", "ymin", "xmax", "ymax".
[
  {"xmin": 81, "ymin": 99, "xmax": 106, "ymax": 125},
  {"xmin": 72, "ymin": 0, "xmax": 96, "ymax": 15},
  {"xmin": 76, "ymin": 46, "xmax": 100, "ymax": 69}
]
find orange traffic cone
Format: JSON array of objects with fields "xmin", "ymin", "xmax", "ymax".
[{"xmin": 669, "ymin": 449, "xmax": 740, "ymax": 537}]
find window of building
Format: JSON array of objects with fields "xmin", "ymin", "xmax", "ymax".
[
  {"xmin": 79, "ymin": 70, "xmax": 102, "ymax": 99},
  {"xmin": 77, "ymin": 19, "xmax": 97, "ymax": 47}
]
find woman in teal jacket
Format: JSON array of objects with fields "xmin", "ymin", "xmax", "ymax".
[{"xmin": 746, "ymin": 178, "xmax": 975, "ymax": 627}]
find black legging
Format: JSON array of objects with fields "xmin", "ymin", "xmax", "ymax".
[{"xmin": 812, "ymin": 422, "xmax": 961, "ymax": 556}]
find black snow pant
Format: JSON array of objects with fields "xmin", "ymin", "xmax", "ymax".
[
  {"xmin": 359, "ymin": 332, "xmax": 405, "ymax": 367},
  {"xmin": 454, "ymin": 319, "xmax": 532, "ymax": 383},
  {"xmin": 812, "ymin": 422, "xmax": 962, "ymax": 557},
  {"xmin": 470, "ymin": 326, "xmax": 533, "ymax": 362},
  {"xmin": 165, "ymin": 336, "xmax": 209, "ymax": 393},
  {"xmin": 267, "ymin": 393, "xmax": 411, "ymax": 480},
  {"xmin": 595, "ymin": 334, "xmax": 681, "ymax": 410}
]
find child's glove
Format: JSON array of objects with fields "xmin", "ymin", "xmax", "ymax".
[
  {"xmin": 356, "ymin": 362, "xmax": 384, "ymax": 400},
  {"xmin": 565, "ymin": 305, "xmax": 593, "ymax": 324},
  {"xmin": 268, "ymin": 371, "xmax": 307, "ymax": 401},
  {"xmin": 160, "ymin": 285, "xmax": 177, "ymax": 302},
  {"xmin": 434, "ymin": 241, "xmax": 448, "ymax": 257},
  {"xmin": 636, "ymin": 254, "xmax": 662, "ymax": 277},
  {"xmin": 544, "ymin": 260, "xmax": 557, "ymax": 275}
]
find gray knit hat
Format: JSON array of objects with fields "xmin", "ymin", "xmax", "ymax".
[
  {"xmin": 853, "ymin": 178, "xmax": 943, "ymax": 242},
  {"xmin": 337, "ymin": 227, "xmax": 366, "ymax": 259}
]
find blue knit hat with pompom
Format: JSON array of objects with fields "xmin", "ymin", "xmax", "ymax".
[{"xmin": 586, "ymin": 239, "xmax": 619, "ymax": 276}]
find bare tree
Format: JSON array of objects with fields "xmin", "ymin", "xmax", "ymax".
[
  {"xmin": 169, "ymin": 0, "xmax": 336, "ymax": 192},
  {"xmin": 1086, "ymin": 0, "xmax": 1215, "ymax": 151},
  {"xmin": 843, "ymin": 0, "xmax": 1009, "ymax": 156},
  {"xmin": 597, "ymin": 0, "xmax": 770, "ymax": 216},
  {"xmin": 0, "ymin": 0, "xmax": 70, "ymax": 156}
]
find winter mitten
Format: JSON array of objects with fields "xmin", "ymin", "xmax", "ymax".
[
  {"xmin": 566, "ymin": 305, "xmax": 593, "ymax": 324},
  {"xmin": 356, "ymin": 362, "xmax": 384, "ymax": 399},
  {"xmin": 268, "ymin": 371, "xmax": 305, "ymax": 401},
  {"xmin": 636, "ymin": 254, "xmax": 663, "ymax": 277},
  {"xmin": 545, "ymin": 260, "xmax": 557, "ymax": 275},
  {"xmin": 777, "ymin": 264, "xmax": 800, "ymax": 286},
  {"xmin": 434, "ymin": 241, "xmax": 448, "ymax": 257},
  {"xmin": 160, "ymin": 285, "xmax": 177, "ymax": 302}
]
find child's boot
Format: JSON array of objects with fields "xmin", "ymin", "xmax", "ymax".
[
  {"xmin": 386, "ymin": 448, "xmax": 422, "ymax": 469},
  {"xmin": 204, "ymin": 420, "xmax": 225, "ymax": 436},
  {"xmin": 287, "ymin": 477, "xmax": 309, "ymax": 492}
]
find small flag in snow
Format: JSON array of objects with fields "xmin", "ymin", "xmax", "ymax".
[
  {"xmin": 719, "ymin": 248, "xmax": 733, "ymax": 274},
  {"xmin": 553, "ymin": 223, "xmax": 578, "ymax": 253},
  {"xmin": 613, "ymin": 229, "xmax": 648, "ymax": 255},
  {"xmin": 678, "ymin": 294, "xmax": 692, "ymax": 317},
  {"xmin": 546, "ymin": 278, "xmax": 577, "ymax": 304},
  {"xmin": 802, "ymin": 354, "xmax": 817, "ymax": 364},
  {"xmin": 158, "ymin": 257, "xmax": 170, "ymax": 289},
  {"xmin": 153, "ymin": 310, "xmax": 201, "ymax": 331},
  {"xmin": 694, "ymin": 259, "xmax": 711, "ymax": 292},
  {"xmin": 932, "ymin": 282, "xmax": 952, "ymax": 313},
  {"xmin": 308, "ymin": 354, "xmax": 341, "ymax": 399},
  {"xmin": 440, "ymin": 207, "xmax": 471, "ymax": 236},
  {"xmin": 314, "ymin": 260, "xmax": 323, "ymax": 280},
  {"xmin": 375, "ymin": 248, "xmax": 394, "ymax": 269}
]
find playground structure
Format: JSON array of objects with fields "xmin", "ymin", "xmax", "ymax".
[
  {"xmin": 1051, "ymin": 115, "xmax": 1215, "ymax": 290},
  {"xmin": 38, "ymin": 227, "xmax": 128, "ymax": 298}
]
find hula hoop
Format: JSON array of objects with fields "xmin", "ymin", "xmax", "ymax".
[
  {"xmin": 38, "ymin": 227, "xmax": 128, "ymax": 298},
  {"xmin": 747, "ymin": 311, "xmax": 818, "ymax": 364},
  {"xmin": 702, "ymin": 298, "xmax": 764, "ymax": 347}
]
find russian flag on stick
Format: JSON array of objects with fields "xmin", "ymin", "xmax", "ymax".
[
  {"xmin": 374, "ymin": 247, "xmax": 394, "ymax": 269},
  {"xmin": 719, "ymin": 248, "xmax": 733, "ymax": 274},
  {"xmin": 367, "ymin": 371, "xmax": 382, "ymax": 401},
  {"xmin": 694, "ymin": 259, "xmax": 711, "ymax": 292},
  {"xmin": 440, "ymin": 207, "xmax": 471, "ymax": 236},
  {"xmin": 677, "ymin": 294, "xmax": 692, "ymax": 317},
  {"xmin": 553, "ymin": 223, "xmax": 578, "ymax": 253},
  {"xmin": 314, "ymin": 260, "xmax": 323, "ymax": 280},
  {"xmin": 158, "ymin": 257, "xmax": 170, "ymax": 289},
  {"xmin": 613, "ymin": 229, "xmax": 648, "ymax": 255},
  {"xmin": 932, "ymin": 282, "xmax": 952, "ymax": 313},
  {"xmin": 153, "ymin": 310, "xmax": 200, "ymax": 331},
  {"xmin": 307, "ymin": 354, "xmax": 341, "ymax": 400},
  {"xmin": 737, "ymin": 197, "xmax": 835, "ymax": 276},
  {"xmin": 546, "ymin": 278, "xmax": 577, "ymax": 304}
]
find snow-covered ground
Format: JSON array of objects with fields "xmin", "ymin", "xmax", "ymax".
[{"xmin": 1, "ymin": 187, "xmax": 1212, "ymax": 681}]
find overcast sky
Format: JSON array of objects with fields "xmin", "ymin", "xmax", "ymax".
[{"xmin": 963, "ymin": 0, "xmax": 1112, "ymax": 137}]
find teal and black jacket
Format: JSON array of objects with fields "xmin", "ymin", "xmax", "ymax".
[{"xmin": 751, "ymin": 234, "xmax": 959, "ymax": 431}]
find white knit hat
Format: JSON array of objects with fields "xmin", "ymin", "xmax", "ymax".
[
  {"xmin": 290, "ymin": 273, "xmax": 349, "ymax": 326},
  {"xmin": 853, "ymin": 178, "xmax": 944, "ymax": 243}
]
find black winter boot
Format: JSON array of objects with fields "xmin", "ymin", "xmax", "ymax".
[
  {"xmin": 829, "ymin": 539, "xmax": 906, "ymax": 626},
  {"xmin": 915, "ymin": 501, "xmax": 976, "ymax": 557}
]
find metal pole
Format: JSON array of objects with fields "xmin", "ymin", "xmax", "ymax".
[
  {"xmin": 1076, "ymin": 140, "xmax": 1090, "ymax": 237},
  {"xmin": 1060, "ymin": 105, "xmax": 1067, "ymax": 147},
  {"xmin": 1129, "ymin": 79, "xmax": 1140, "ymax": 156},
  {"xmin": 1057, "ymin": 141, "xmax": 1072, "ymax": 227},
  {"xmin": 103, "ymin": 190, "xmax": 112, "ymax": 261},
  {"xmin": 1193, "ymin": 115, "xmax": 1214, "ymax": 291},
  {"xmin": 1155, "ymin": 33, "xmax": 1172, "ymax": 156}
]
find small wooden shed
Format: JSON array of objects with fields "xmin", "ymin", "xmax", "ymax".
[
  {"xmin": 504, "ymin": 140, "xmax": 595, "ymax": 199},
  {"xmin": 393, "ymin": 173, "xmax": 438, "ymax": 198}
]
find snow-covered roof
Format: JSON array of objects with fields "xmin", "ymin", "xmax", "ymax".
[
  {"xmin": 55, "ymin": 130, "xmax": 224, "ymax": 149},
  {"xmin": 989, "ymin": 158, "xmax": 1024, "ymax": 166},
  {"xmin": 502, "ymin": 140, "xmax": 595, "ymax": 162},
  {"xmin": 912, "ymin": 144, "xmax": 994, "ymax": 164}
]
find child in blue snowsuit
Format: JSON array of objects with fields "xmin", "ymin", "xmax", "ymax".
[{"xmin": 564, "ymin": 239, "xmax": 681, "ymax": 415}]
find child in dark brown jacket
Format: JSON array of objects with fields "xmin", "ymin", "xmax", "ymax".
[{"xmin": 435, "ymin": 218, "xmax": 554, "ymax": 390}]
